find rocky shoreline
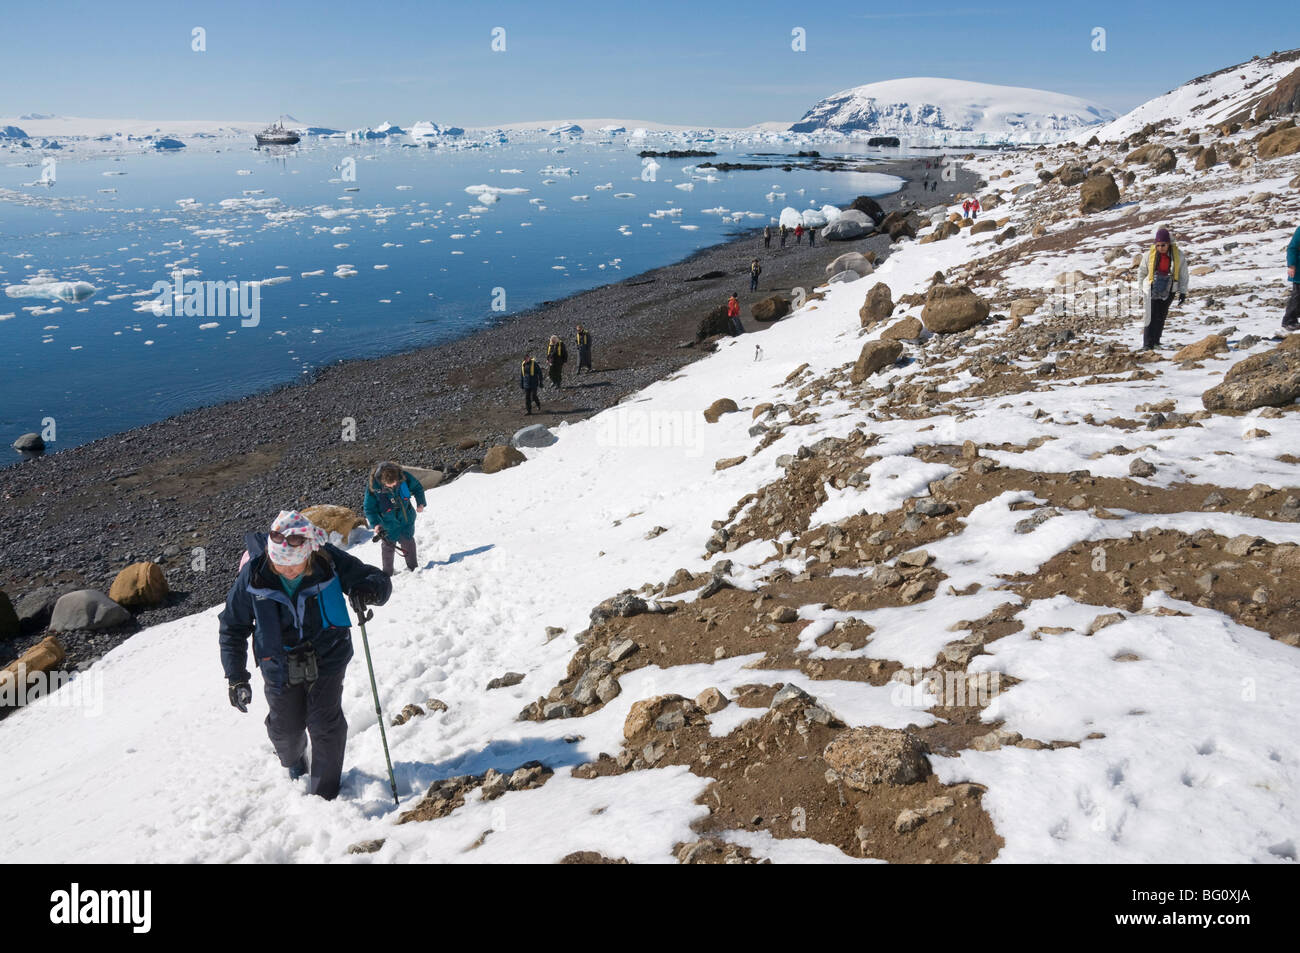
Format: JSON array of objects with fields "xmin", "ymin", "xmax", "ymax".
[{"xmin": 0, "ymin": 157, "xmax": 977, "ymax": 672}]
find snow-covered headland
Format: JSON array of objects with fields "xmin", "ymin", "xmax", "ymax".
[{"xmin": 3, "ymin": 52, "xmax": 1300, "ymax": 864}]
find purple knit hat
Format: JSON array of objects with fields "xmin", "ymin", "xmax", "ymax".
[{"xmin": 1154, "ymin": 228, "xmax": 1171, "ymax": 244}]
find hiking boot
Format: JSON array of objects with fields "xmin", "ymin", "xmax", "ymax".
[
  {"xmin": 1282, "ymin": 322, "xmax": 1299, "ymax": 332},
  {"xmin": 288, "ymin": 754, "xmax": 309, "ymax": 781}
]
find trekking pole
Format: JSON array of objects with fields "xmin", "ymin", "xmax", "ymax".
[{"xmin": 351, "ymin": 593, "xmax": 399, "ymax": 805}]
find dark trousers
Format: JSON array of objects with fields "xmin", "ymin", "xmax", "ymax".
[
  {"xmin": 524, "ymin": 386, "xmax": 541, "ymax": 413},
  {"xmin": 549, "ymin": 364, "xmax": 563, "ymax": 388},
  {"xmin": 1284, "ymin": 283, "xmax": 1300, "ymax": 327},
  {"xmin": 729, "ymin": 316, "xmax": 744, "ymax": 335},
  {"xmin": 780, "ymin": 234, "xmax": 786, "ymax": 247},
  {"xmin": 264, "ymin": 666, "xmax": 347, "ymax": 800},
  {"xmin": 750, "ymin": 274, "xmax": 759, "ymax": 291},
  {"xmin": 1144, "ymin": 295, "xmax": 1173, "ymax": 348},
  {"xmin": 578, "ymin": 346, "xmax": 592, "ymax": 371},
  {"xmin": 809, "ymin": 233, "xmax": 815, "ymax": 246},
  {"xmin": 380, "ymin": 534, "xmax": 416, "ymax": 574}
]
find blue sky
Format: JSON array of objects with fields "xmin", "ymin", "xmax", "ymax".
[{"xmin": 1, "ymin": 0, "xmax": 1292, "ymax": 126}]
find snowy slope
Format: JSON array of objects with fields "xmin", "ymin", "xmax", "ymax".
[
  {"xmin": 2, "ymin": 92, "xmax": 1300, "ymax": 863},
  {"xmin": 791, "ymin": 77, "xmax": 1115, "ymax": 144},
  {"xmin": 1084, "ymin": 49, "xmax": 1300, "ymax": 142}
]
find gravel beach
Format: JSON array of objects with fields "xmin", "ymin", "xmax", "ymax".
[{"xmin": 0, "ymin": 157, "xmax": 977, "ymax": 670}]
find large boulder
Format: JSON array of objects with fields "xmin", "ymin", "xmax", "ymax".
[
  {"xmin": 696, "ymin": 304, "xmax": 732, "ymax": 341},
  {"xmin": 1054, "ymin": 163, "xmax": 1088, "ymax": 186},
  {"xmin": 703, "ymin": 398, "xmax": 739, "ymax": 423},
  {"xmin": 12, "ymin": 432, "xmax": 44, "ymax": 453},
  {"xmin": 481, "ymin": 445, "xmax": 526, "ymax": 473},
  {"xmin": 1194, "ymin": 145, "xmax": 1218, "ymax": 170},
  {"xmin": 750, "ymin": 295, "xmax": 791, "ymax": 322},
  {"xmin": 1202, "ymin": 336, "xmax": 1300, "ymax": 411},
  {"xmin": 49, "ymin": 590, "xmax": 131, "ymax": 632},
  {"xmin": 848, "ymin": 195, "xmax": 885, "ymax": 224},
  {"xmin": 1079, "ymin": 172, "xmax": 1120, "ymax": 213},
  {"xmin": 1, "ymin": 636, "xmax": 65, "ymax": 706},
  {"xmin": 823, "ymin": 726, "xmax": 931, "ymax": 789},
  {"xmin": 826, "ymin": 270, "xmax": 859, "ymax": 285},
  {"xmin": 300, "ymin": 505, "xmax": 367, "ymax": 541},
  {"xmin": 15, "ymin": 587, "xmax": 61, "ymax": 633},
  {"xmin": 511, "ymin": 424, "xmax": 557, "ymax": 448},
  {"xmin": 881, "ymin": 316, "xmax": 924, "ymax": 341},
  {"xmin": 1259, "ymin": 127, "xmax": 1300, "ymax": 160},
  {"xmin": 822, "ymin": 218, "xmax": 871, "ymax": 241},
  {"xmin": 850, "ymin": 340, "xmax": 903, "ymax": 384},
  {"xmin": 107, "ymin": 562, "xmax": 169, "ymax": 609},
  {"xmin": 1255, "ymin": 66, "xmax": 1300, "ymax": 121},
  {"xmin": 970, "ymin": 219, "xmax": 998, "ymax": 235},
  {"xmin": 1173, "ymin": 334, "xmax": 1228, "ymax": 363},
  {"xmin": 826, "ymin": 252, "xmax": 874, "ymax": 279},
  {"xmin": 859, "ymin": 283, "xmax": 894, "ymax": 326},
  {"xmin": 402, "ymin": 466, "xmax": 443, "ymax": 491},
  {"xmin": 624, "ymin": 694, "xmax": 691, "ymax": 739},
  {"xmin": 0, "ymin": 591, "xmax": 18, "ymax": 639},
  {"xmin": 921, "ymin": 284, "xmax": 990, "ymax": 334}
]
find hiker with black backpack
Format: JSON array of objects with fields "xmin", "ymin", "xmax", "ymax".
[
  {"xmin": 750, "ymin": 258, "xmax": 762, "ymax": 292},
  {"xmin": 546, "ymin": 334, "xmax": 568, "ymax": 389},
  {"xmin": 521, "ymin": 352, "xmax": 543, "ymax": 414},
  {"xmin": 219, "ymin": 510, "xmax": 390, "ymax": 801},
  {"xmin": 576, "ymin": 323, "xmax": 594, "ymax": 373}
]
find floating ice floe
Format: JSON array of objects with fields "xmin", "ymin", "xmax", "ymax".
[
  {"xmin": 464, "ymin": 184, "xmax": 528, "ymax": 198},
  {"xmin": 571, "ymin": 195, "xmax": 589, "ymax": 201},
  {"xmin": 198, "ymin": 322, "xmax": 219, "ymax": 330},
  {"xmin": 301, "ymin": 270, "xmax": 324, "ymax": 278},
  {"xmin": 236, "ymin": 170, "xmax": 252, "ymax": 175},
  {"xmin": 333, "ymin": 265, "xmax": 358, "ymax": 278},
  {"xmin": 5, "ymin": 278, "xmax": 97, "ymax": 303},
  {"xmin": 613, "ymin": 192, "xmax": 635, "ymax": 199}
]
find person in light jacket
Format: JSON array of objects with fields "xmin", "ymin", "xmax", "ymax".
[{"xmin": 1137, "ymin": 226, "xmax": 1190, "ymax": 350}]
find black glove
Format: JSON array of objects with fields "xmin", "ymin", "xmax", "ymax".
[
  {"xmin": 371, "ymin": 525, "xmax": 387, "ymax": 543},
  {"xmin": 1178, "ymin": 293, "xmax": 1186, "ymax": 305},
  {"xmin": 229, "ymin": 680, "xmax": 252, "ymax": 713},
  {"xmin": 350, "ymin": 581, "xmax": 382, "ymax": 607}
]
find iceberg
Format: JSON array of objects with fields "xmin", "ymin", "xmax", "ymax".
[{"xmin": 5, "ymin": 278, "xmax": 97, "ymax": 303}]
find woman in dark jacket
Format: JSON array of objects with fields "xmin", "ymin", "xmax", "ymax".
[{"xmin": 219, "ymin": 510, "xmax": 390, "ymax": 800}]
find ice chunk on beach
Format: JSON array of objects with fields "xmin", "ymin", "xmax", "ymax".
[{"xmin": 779, "ymin": 207, "xmax": 803, "ymax": 228}]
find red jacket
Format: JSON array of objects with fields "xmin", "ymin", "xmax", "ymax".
[{"xmin": 727, "ymin": 298, "xmax": 740, "ymax": 317}]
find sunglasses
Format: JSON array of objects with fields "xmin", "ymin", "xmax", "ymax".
[{"xmin": 269, "ymin": 531, "xmax": 310, "ymax": 547}]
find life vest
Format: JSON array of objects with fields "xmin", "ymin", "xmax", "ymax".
[
  {"xmin": 576, "ymin": 330, "xmax": 590, "ymax": 348},
  {"xmin": 522, "ymin": 357, "xmax": 539, "ymax": 381},
  {"xmin": 1145, "ymin": 242, "xmax": 1182, "ymax": 289}
]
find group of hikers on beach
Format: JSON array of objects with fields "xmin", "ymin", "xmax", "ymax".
[
  {"xmin": 217, "ymin": 170, "xmax": 1300, "ymax": 804},
  {"xmin": 519, "ymin": 324, "xmax": 595, "ymax": 414},
  {"xmin": 763, "ymin": 223, "xmax": 817, "ymax": 249}
]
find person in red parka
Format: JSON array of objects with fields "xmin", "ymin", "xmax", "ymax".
[
  {"xmin": 726, "ymin": 292, "xmax": 744, "ymax": 335},
  {"xmin": 794, "ymin": 223, "xmax": 804, "ymax": 244}
]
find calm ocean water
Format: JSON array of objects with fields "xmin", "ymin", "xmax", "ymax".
[{"xmin": 0, "ymin": 137, "xmax": 908, "ymax": 449}]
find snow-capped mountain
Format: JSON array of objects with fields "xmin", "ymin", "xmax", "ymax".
[
  {"xmin": 791, "ymin": 77, "xmax": 1116, "ymax": 144},
  {"xmin": 1082, "ymin": 48, "xmax": 1300, "ymax": 142}
]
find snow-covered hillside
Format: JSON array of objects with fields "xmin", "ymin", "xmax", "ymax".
[
  {"xmin": 791, "ymin": 78, "xmax": 1116, "ymax": 144},
  {"xmin": 1085, "ymin": 49, "xmax": 1300, "ymax": 142},
  {"xmin": 3, "ymin": 64, "xmax": 1299, "ymax": 864}
]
